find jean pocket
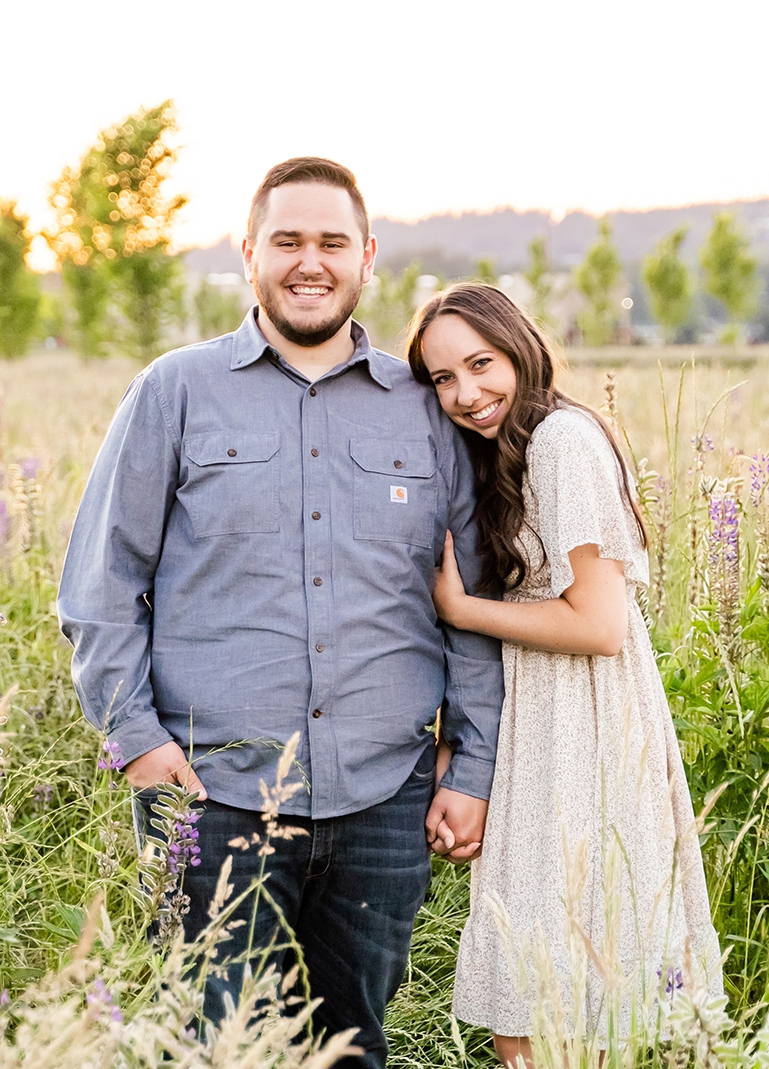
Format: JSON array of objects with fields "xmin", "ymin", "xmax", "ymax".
[
  {"xmin": 351, "ymin": 438, "xmax": 437, "ymax": 549},
  {"xmin": 410, "ymin": 743, "xmax": 438, "ymax": 781},
  {"xmin": 181, "ymin": 432, "xmax": 280, "ymax": 537}
]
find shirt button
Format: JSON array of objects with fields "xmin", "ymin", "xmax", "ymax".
[
  {"xmin": 311, "ymin": 448, "xmax": 319, "ymax": 457},
  {"xmin": 227, "ymin": 448, "xmax": 238, "ymax": 457},
  {"xmin": 311, "ymin": 511, "xmax": 321, "ymax": 520},
  {"xmin": 313, "ymin": 576, "xmax": 323, "ymax": 586},
  {"xmin": 312, "ymin": 708, "xmax": 323, "ymax": 718},
  {"xmin": 315, "ymin": 642, "xmax": 324, "ymax": 653},
  {"xmin": 393, "ymin": 459, "xmax": 403, "ymax": 469},
  {"xmin": 309, "ymin": 387, "xmax": 317, "ymax": 397}
]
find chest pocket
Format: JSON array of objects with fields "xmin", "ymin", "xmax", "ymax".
[
  {"xmin": 182, "ymin": 432, "xmax": 280, "ymax": 537},
  {"xmin": 350, "ymin": 439, "xmax": 437, "ymax": 549}
]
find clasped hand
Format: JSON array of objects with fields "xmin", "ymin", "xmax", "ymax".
[{"xmin": 433, "ymin": 530, "xmax": 469, "ymax": 628}]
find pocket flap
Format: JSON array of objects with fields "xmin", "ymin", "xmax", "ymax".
[
  {"xmin": 184, "ymin": 433, "xmax": 280, "ymax": 467},
  {"xmin": 349, "ymin": 439, "xmax": 436, "ymax": 478}
]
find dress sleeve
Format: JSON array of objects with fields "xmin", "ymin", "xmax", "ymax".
[{"xmin": 526, "ymin": 408, "xmax": 649, "ymax": 597}]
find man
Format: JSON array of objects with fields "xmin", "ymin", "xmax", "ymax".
[{"xmin": 58, "ymin": 158, "xmax": 503, "ymax": 1068}]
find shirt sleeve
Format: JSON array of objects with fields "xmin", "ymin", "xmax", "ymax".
[
  {"xmin": 437, "ymin": 424, "xmax": 504, "ymax": 801},
  {"xmin": 527, "ymin": 409, "xmax": 649, "ymax": 598},
  {"xmin": 57, "ymin": 370, "xmax": 180, "ymax": 766}
]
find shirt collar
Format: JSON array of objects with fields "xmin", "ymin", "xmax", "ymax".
[{"xmin": 230, "ymin": 307, "xmax": 392, "ymax": 390}]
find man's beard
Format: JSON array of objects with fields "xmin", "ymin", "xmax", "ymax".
[{"xmin": 254, "ymin": 273, "xmax": 364, "ymax": 347}]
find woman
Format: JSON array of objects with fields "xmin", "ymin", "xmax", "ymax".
[{"xmin": 406, "ymin": 284, "xmax": 721, "ymax": 1067}]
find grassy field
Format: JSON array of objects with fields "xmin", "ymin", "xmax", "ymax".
[{"xmin": 1, "ymin": 344, "xmax": 769, "ymax": 1066}]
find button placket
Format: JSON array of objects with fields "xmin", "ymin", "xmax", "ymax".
[{"xmin": 301, "ymin": 381, "xmax": 333, "ymax": 752}]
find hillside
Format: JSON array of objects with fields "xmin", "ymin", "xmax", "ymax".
[{"xmin": 184, "ymin": 198, "xmax": 769, "ymax": 279}]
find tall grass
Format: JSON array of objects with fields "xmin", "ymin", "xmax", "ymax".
[{"xmin": 0, "ymin": 348, "xmax": 769, "ymax": 1065}]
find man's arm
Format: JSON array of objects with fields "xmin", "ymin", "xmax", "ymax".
[
  {"xmin": 426, "ymin": 424, "xmax": 504, "ymax": 862},
  {"xmin": 58, "ymin": 371, "xmax": 204, "ymax": 793}
]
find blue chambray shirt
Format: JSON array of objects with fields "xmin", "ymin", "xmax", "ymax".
[{"xmin": 58, "ymin": 311, "xmax": 503, "ymax": 818}]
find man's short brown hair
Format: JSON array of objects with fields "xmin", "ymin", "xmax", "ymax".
[{"xmin": 246, "ymin": 157, "xmax": 370, "ymax": 245}]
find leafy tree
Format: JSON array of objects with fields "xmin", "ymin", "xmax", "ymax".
[
  {"xmin": 0, "ymin": 202, "xmax": 40, "ymax": 358},
  {"xmin": 524, "ymin": 236, "xmax": 554, "ymax": 328},
  {"xmin": 355, "ymin": 262, "xmax": 422, "ymax": 351},
  {"xmin": 475, "ymin": 258, "xmax": 496, "ymax": 284},
  {"xmin": 194, "ymin": 277, "xmax": 246, "ymax": 339},
  {"xmin": 573, "ymin": 218, "xmax": 622, "ymax": 346},
  {"xmin": 700, "ymin": 212, "xmax": 758, "ymax": 344},
  {"xmin": 641, "ymin": 225, "xmax": 693, "ymax": 343},
  {"xmin": 48, "ymin": 101, "xmax": 186, "ymax": 359}
]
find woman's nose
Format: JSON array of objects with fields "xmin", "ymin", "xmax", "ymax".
[{"xmin": 456, "ymin": 376, "xmax": 482, "ymax": 407}]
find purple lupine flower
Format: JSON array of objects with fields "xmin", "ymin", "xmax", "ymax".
[
  {"xmin": 20, "ymin": 457, "xmax": 41, "ymax": 480},
  {"xmin": 87, "ymin": 977, "xmax": 123, "ymax": 1022},
  {"xmin": 749, "ymin": 452, "xmax": 769, "ymax": 508},
  {"xmin": 0, "ymin": 501, "xmax": 9, "ymax": 545},
  {"xmin": 33, "ymin": 783, "xmax": 53, "ymax": 810},
  {"xmin": 691, "ymin": 433, "xmax": 715, "ymax": 452},
  {"xmin": 657, "ymin": 966, "xmax": 684, "ymax": 997},
  {"xmin": 97, "ymin": 739, "xmax": 124, "ymax": 772},
  {"xmin": 0, "ymin": 990, "xmax": 9, "ymax": 1006},
  {"xmin": 167, "ymin": 807, "xmax": 202, "ymax": 875},
  {"xmin": 709, "ymin": 494, "xmax": 739, "ymax": 567}
]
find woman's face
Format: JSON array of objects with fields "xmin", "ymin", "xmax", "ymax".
[{"xmin": 420, "ymin": 314, "xmax": 517, "ymax": 439}]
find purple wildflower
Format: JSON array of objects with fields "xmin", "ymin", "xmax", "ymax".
[
  {"xmin": 167, "ymin": 807, "xmax": 202, "ymax": 876},
  {"xmin": 33, "ymin": 783, "xmax": 53, "ymax": 811},
  {"xmin": 97, "ymin": 739, "xmax": 124, "ymax": 772},
  {"xmin": 19, "ymin": 457, "xmax": 41, "ymax": 480},
  {"xmin": 0, "ymin": 501, "xmax": 9, "ymax": 545},
  {"xmin": 87, "ymin": 978, "xmax": 123, "ymax": 1023},
  {"xmin": 657, "ymin": 965, "xmax": 684, "ymax": 998},
  {"xmin": 749, "ymin": 452, "xmax": 769, "ymax": 508},
  {"xmin": 691, "ymin": 434, "xmax": 715, "ymax": 452},
  {"xmin": 709, "ymin": 494, "xmax": 739, "ymax": 567},
  {"xmin": 0, "ymin": 990, "xmax": 9, "ymax": 1006}
]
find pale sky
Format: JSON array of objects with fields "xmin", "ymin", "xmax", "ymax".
[{"xmin": 4, "ymin": 0, "xmax": 768, "ymax": 264}]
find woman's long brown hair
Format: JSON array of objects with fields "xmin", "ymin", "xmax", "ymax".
[{"xmin": 406, "ymin": 283, "xmax": 647, "ymax": 592}]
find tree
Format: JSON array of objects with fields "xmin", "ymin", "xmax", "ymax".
[
  {"xmin": 641, "ymin": 225, "xmax": 693, "ymax": 343},
  {"xmin": 194, "ymin": 276, "xmax": 246, "ymax": 339},
  {"xmin": 700, "ymin": 212, "xmax": 758, "ymax": 344},
  {"xmin": 524, "ymin": 236, "xmax": 554, "ymax": 328},
  {"xmin": 48, "ymin": 101, "xmax": 186, "ymax": 359},
  {"xmin": 573, "ymin": 218, "xmax": 622, "ymax": 346},
  {"xmin": 475, "ymin": 258, "xmax": 496, "ymax": 284},
  {"xmin": 355, "ymin": 262, "xmax": 422, "ymax": 351},
  {"xmin": 0, "ymin": 202, "xmax": 40, "ymax": 358}
]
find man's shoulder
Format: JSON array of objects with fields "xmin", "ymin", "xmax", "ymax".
[{"xmin": 146, "ymin": 332, "xmax": 236, "ymax": 384}]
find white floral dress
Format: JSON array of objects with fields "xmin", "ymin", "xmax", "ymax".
[{"xmin": 453, "ymin": 406, "xmax": 721, "ymax": 1038}]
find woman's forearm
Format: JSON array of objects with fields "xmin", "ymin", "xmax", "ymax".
[{"xmin": 448, "ymin": 589, "xmax": 626, "ymax": 657}]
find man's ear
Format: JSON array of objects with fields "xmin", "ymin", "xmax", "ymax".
[
  {"xmin": 241, "ymin": 237, "xmax": 254, "ymax": 282},
  {"xmin": 362, "ymin": 234, "xmax": 377, "ymax": 285}
]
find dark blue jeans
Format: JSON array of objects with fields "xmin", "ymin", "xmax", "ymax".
[{"xmin": 134, "ymin": 745, "xmax": 435, "ymax": 1068}]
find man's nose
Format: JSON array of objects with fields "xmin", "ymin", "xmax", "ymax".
[{"xmin": 298, "ymin": 244, "xmax": 323, "ymax": 275}]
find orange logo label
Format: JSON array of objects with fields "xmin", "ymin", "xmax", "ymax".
[{"xmin": 390, "ymin": 485, "xmax": 408, "ymax": 503}]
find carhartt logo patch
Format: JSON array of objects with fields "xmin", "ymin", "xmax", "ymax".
[{"xmin": 390, "ymin": 485, "xmax": 408, "ymax": 503}]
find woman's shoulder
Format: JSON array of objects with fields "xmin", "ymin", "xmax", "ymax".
[{"xmin": 528, "ymin": 404, "xmax": 612, "ymax": 460}]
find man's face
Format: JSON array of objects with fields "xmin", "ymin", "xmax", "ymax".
[{"xmin": 242, "ymin": 182, "xmax": 376, "ymax": 347}]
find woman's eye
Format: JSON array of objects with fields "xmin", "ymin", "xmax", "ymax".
[
  {"xmin": 473, "ymin": 357, "xmax": 492, "ymax": 370},
  {"xmin": 432, "ymin": 375, "xmax": 452, "ymax": 387}
]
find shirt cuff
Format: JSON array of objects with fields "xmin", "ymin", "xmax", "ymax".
[
  {"xmin": 107, "ymin": 718, "xmax": 175, "ymax": 769},
  {"xmin": 439, "ymin": 754, "xmax": 496, "ymax": 800}
]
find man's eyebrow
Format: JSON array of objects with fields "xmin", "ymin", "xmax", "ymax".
[
  {"xmin": 269, "ymin": 228, "xmax": 352, "ymax": 241},
  {"xmin": 269, "ymin": 229, "xmax": 353, "ymax": 241}
]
